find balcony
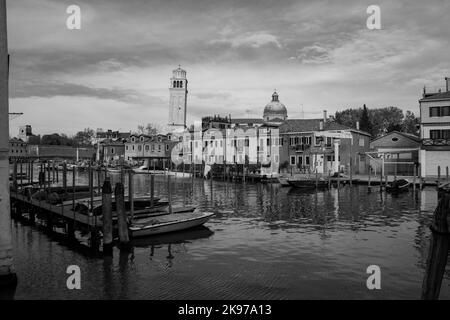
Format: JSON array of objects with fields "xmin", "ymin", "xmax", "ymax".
[{"xmin": 422, "ymin": 138, "xmax": 450, "ymax": 150}]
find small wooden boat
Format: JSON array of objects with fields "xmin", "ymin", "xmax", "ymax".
[
  {"xmin": 129, "ymin": 210, "xmax": 214, "ymax": 237},
  {"xmin": 278, "ymin": 177, "xmax": 291, "ymax": 187},
  {"xmin": 386, "ymin": 179, "xmax": 410, "ymax": 193},
  {"xmin": 287, "ymin": 178, "xmax": 328, "ymax": 189}
]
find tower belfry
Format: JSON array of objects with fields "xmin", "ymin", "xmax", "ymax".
[{"xmin": 168, "ymin": 65, "xmax": 188, "ymax": 128}]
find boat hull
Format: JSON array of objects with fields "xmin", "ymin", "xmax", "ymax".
[
  {"xmin": 130, "ymin": 212, "xmax": 214, "ymax": 237},
  {"xmin": 287, "ymin": 180, "xmax": 328, "ymax": 189}
]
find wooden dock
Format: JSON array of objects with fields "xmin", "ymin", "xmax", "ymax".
[{"xmin": 10, "ymin": 191, "xmax": 101, "ymax": 227}]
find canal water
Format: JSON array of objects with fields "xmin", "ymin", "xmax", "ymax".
[{"xmin": 10, "ymin": 173, "xmax": 450, "ymax": 299}]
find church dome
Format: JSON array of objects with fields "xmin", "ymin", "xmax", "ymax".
[{"xmin": 263, "ymin": 91, "xmax": 287, "ymax": 122}]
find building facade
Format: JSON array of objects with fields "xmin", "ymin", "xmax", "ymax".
[
  {"xmin": 369, "ymin": 131, "xmax": 420, "ymax": 176},
  {"xmin": 419, "ymin": 77, "xmax": 450, "ymax": 177},
  {"xmin": 124, "ymin": 133, "xmax": 175, "ymax": 168},
  {"xmin": 9, "ymin": 138, "xmax": 28, "ymax": 159},
  {"xmin": 176, "ymin": 91, "xmax": 371, "ymax": 176}
]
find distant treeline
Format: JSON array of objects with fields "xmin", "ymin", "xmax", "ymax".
[
  {"xmin": 27, "ymin": 128, "xmax": 95, "ymax": 147},
  {"xmin": 332, "ymin": 105, "xmax": 420, "ymax": 138}
]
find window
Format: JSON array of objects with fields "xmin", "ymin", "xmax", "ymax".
[
  {"xmin": 126, "ymin": 146, "xmax": 128, "ymax": 150},
  {"xmin": 158, "ymin": 144, "xmax": 161, "ymax": 151},
  {"xmin": 327, "ymin": 155, "xmax": 332, "ymax": 161},
  {"xmin": 430, "ymin": 107, "xmax": 440, "ymax": 117},
  {"xmin": 145, "ymin": 145, "xmax": 149, "ymax": 151},
  {"xmin": 430, "ymin": 129, "xmax": 450, "ymax": 139},
  {"xmin": 166, "ymin": 144, "xmax": 169, "ymax": 151},
  {"xmin": 298, "ymin": 156, "xmax": 303, "ymax": 165},
  {"xmin": 111, "ymin": 148, "xmax": 115, "ymax": 154},
  {"xmin": 151, "ymin": 144, "xmax": 155, "ymax": 151},
  {"xmin": 290, "ymin": 156, "xmax": 296, "ymax": 165},
  {"xmin": 305, "ymin": 156, "xmax": 310, "ymax": 165},
  {"xmin": 430, "ymin": 106, "xmax": 450, "ymax": 117},
  {"xmin": 326, "ymin": 137, "xmax": 332, "ymax": 147},
  {"xmin": 138, "ymin": 145, "xmax": 142, "ymax": 151},
  {"xmin": 359, "ymin": 138, "xmax": 365, "ymax": 147},
  {"xmin": 132, "ymin": 145, "xmax": 135, "ymax": 150}
]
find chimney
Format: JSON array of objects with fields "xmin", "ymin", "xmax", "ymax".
[
  {"xmin": 446, "ymin": 77, "xmax": 450, "ymax": 92},
  {"xmin": 323, "ymin": 110, "xmax": 327, "ymax": 123},
  {"xmin": 356, "ymin": 121, "xmax": 360, "ymax": 130}
]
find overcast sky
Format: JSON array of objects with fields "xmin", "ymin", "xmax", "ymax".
[{"xmin": 7, "ymin": 0, "xmax": 450, "ymax": 136}]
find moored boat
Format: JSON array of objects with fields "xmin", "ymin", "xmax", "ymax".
[
  {"xmin": 287, "ymin": 178, "xmax": 328, "ymax": 189},
  {"xmin": 386, "ymin": 179, "xmax": 410, "ymax": 193},
  {"xmin": 129, "ymin": 210, "xmax": 214, "ymax": 237}
]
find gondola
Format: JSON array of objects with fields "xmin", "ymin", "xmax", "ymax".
[{"xmin": 386, "ymin": 179, "xmax": 410, "ymax": 193}]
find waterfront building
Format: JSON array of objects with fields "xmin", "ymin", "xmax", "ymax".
[
  {"xmin": 8, "ymin": 138, "xmax": 28, "ymax": 159},
  {"xmin": 99, "ymin": 139, "xmax": 126, "ymax": 164},
  {"xmin": 369, "ymin": 131, "xmax": 420, "ymax": 176},
  {"xmin": 419, "ymin": 77, "xmax": 450, "ymax": 177},
  {"xmin": 189, "ymin": 91, "xmax": 371, "ymax": 175},
  {"xmin": 124, "ymin": 133, "xmax": 175, "ymax": 168},
  {"xmin": 94, "ymin": 129, "xmax": 130, "ymax": 162}
]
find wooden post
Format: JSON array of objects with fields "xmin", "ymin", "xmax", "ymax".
[
  {"xmin": 52, "ymin": 161, "xmax": 55, "ymax": 183},
  {"xmin": 89, "ymin": 163, "xmax": 94, "ymax": 214},
  {"xmin": 328, "ymin": 170, "xmax": 331, "ymax": 189},
  {"xmin": 72, "ymin": 167, "xmax": 76, "ymax": 217},
  {"xmin": 30, "ymin": 160, "xmax": 33, "ymax": 184},
  {"xmin": 102, "ymin": 177, "xmax": 113, "ymax": 254},
  {"xmin": 63, "ymin": 162, "xmax": 67, "ymax": 194},
  {"xmin": 368, "ymin": 164, "xmax": 371, "ymax": 189},
  {"xmin": 150, "ymin": 174, "xmax": 155, "ymax": 207},
  {"xmin": 349, "ymin": 154, "xmax": 353, "ymax": 186},
  {"xmin": 421, "ymin": 189, "xmax": 450, "ymax": 299},
  {"xmin": 19, "ymin": 160, "xmax": 23, "ymax": 189},
  {"xmin": 115, "ymin": 182, "xmax": 129, "ymax": 245},
  {"xmin": 128, "ymin": 170, "xmax": 134, "ymax": 221},
  {"xmin": 12, "ymin": 160, "xmax": 17, "ymax": 191},
  {"xmin": 437, "ymin": 166, "xmax": 441, "ymax": 190},
  {"xmin": 379, "ymin": 169, "xmax": 383, "ymax": 192},
  {"xmin": 315, "ymin": 171, "xmax": 318, "ymax": 189},
  {"xmin": 446, "ymin": 166, "xmax": 449, "ymax": 182},
  {"xmin": 167, "ymin": 174, "xmax": 173, "ymax": 214},
  {"xmin": 47, "ymin": 161, "xmax": 51, "ymax": 190},
  {"xmin": 413, "ymin": 165, "xmax": 417, "ymax": 193}
]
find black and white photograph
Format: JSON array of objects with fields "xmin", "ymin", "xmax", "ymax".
[{"xmin": 1, "ymin": 0, "xmax": 450, "ymax": 305}]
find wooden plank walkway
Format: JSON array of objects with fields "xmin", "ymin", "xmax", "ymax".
[{"xmin": 10, "ymin": 191, "xmax": 102, "ymax": 227}]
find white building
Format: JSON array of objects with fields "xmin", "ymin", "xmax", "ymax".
[
  {"xmin": 168, "ymin": 66, "xmax": 188, "ymax": 128},
  {"xmin": 419, "ymin": 77, "xmax": 450, "ymax": 177}
]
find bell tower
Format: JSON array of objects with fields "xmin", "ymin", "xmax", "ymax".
[{"xmin": 168, "ymin": 65, "xmax": 188, "ymax": 128}]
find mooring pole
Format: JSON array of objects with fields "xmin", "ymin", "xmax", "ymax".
[
  {"xmin": 63, "ymin": 162, "xmax": 67, "ymax": 195},
  {"xmin": 150, "ymin": 174, "xmax": 154, "ymax": 207},
  {"xmin": 115, "ymin": 182, "xmax": 129, "ymax": 245},
  {"xmin": 168, "ymin": 174, "xmax": 173, "ymax": 214},
  {"xmin": 413, "ymin": 165, "xmax": 417, "ymax": 193},
  {"xmin": 102, "ymin": 177, "xmax": 113, "ymax": 254},
  {"xmin": 128, "ymin": 170, "xmax": 134, "ymax": 221},
  {"xmin": 437, "ymin": 166, "xmax": 441, "ymax": 190},
  {"xmin": 421, "ymin": 189, "xmax": 450, "ymax": 299}
]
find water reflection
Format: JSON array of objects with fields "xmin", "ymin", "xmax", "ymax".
[{"xmin": 10, "ymin": 172, "xmax": 450, "ymax": 299}]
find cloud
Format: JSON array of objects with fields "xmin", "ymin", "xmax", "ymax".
[
  {"xmin": 10, "ymin": 80, "xmax": 164, "ymax": 106},
  {"xmin": 212, "ymin": 31, "xmax": 282, "ymax": 49}
]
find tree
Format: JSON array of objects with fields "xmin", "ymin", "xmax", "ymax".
[
  {"xmin": 73, "ymin": 128, "xmax": 95, "ymax": 146},
  {"xmin": 41, "ymin": 133, "xmax": 74, "ymax": 146},
  {"xmin": 334, "ymin": 108, "xmax": 361, "ymax": 128},
  {"xmin": 136, "ymin": 123, "xmax": 163, "ymax": 135},
  {"xmin": 27, "ymin": 135, "xmax": 41, "ymax": 145},
  {"xmin": 359, "ymin": 104, "xmax": 373, "ymax": 136},
  {"xmin": 402, "ymin": 111, "xmax": 420, "ymax": 136}
]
